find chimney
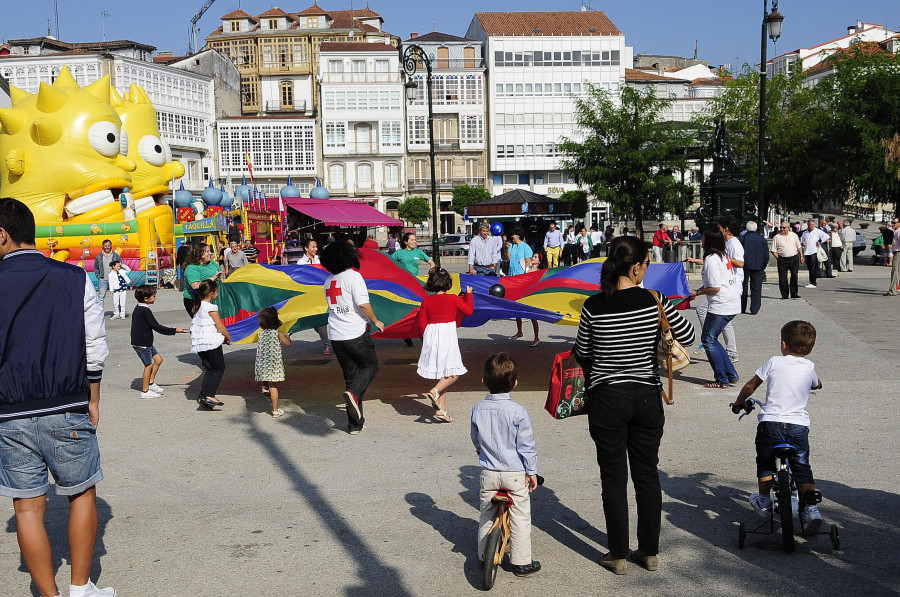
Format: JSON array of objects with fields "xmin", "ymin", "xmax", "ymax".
[
  {"xmin": 158, "ymin": 50, "xmax": 173, "ymax": 57},
  {"xmin": 410, "ymin": 32, "xmax": 418, "ymax": 39}
]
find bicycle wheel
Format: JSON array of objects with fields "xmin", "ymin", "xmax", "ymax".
[
  {"xmin": 482, "ymin": 526, "xmax": 503, "ymax": 590},
  {"xmin": 777, "ymin": 469, "xmax": 795, "ymax": 552}
]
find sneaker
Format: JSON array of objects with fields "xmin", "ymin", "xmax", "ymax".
[
  {"xmin": 512, "ymin": 560, "xmax": 541, "ymax": 577},
  {"xmin": 323, "ymin": 346, "xmax": 332, "ymax": 355},
  {"xmin": 804, "ymin": 284, "xmax": 817, "ymax": 289},
  {"xmin": 343, "ymin": 391, "xmax": 362, "ymax": 421},
  {"xmin": 69, "ymin": 581, "xmax": 116, "ymax": 597},
  {"xmin": 139, "ymin": 390, "xmax": 162, "ymax": 400},
  {"xmin": 693, "ymin": 344, "xmax": 705, "ymax": 355},
  {"xmin": 148, "ymin": 383, "xmax": 165, "ymax": 394},
  {"xmin": 749, "ymin": 493, "xmax": 773, "ymax": 518},
  {"xmin": 348, "ymin": 424, "xmax": 366, "ymax": 435},
  {"xmin": 801, "ymin": 505, "xmax": 823, "ymax": 534},
  {"xmin": 729, "ymin": 355, "xmax": 739, "ymax": 363}
]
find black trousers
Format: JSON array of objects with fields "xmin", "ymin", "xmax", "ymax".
[
  {"xmin": 197, "ymin": 346, "xmax": 225, "ymax": 400},
  {"xmin": 587, "ymin": 382, "xmax": 664, "ymax": 558},
  {"xmin": 805, "ymin": 254, "xmax": 821, "ymax": 286},
  {"xmin": 741, "ymin": 269, "xmax": 764, "ymax": 314},
  {"xmin": 331, "ymin": 331, "xmax": 379, "ymax": 428},
  {"xmin": 183, "ymin": 297, "xmax": 195, "ymax": 316},
  {"xmin": 822, "ymin": 242, "xmax": 833, "ymax": 277},
  {"xmin": 777, "ymin": 255, "xmax": 800, "ymax": 298}
]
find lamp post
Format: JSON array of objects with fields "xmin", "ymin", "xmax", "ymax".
[
  {"xmin": 758, "ymin": 1, "xmax": 784, "ymax": 224},
  {"xmin": 400, "ymin": 43, "xmax": 441, "ymax": 266}
]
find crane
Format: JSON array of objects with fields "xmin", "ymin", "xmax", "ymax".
[{"xmin": 188, "ymin": 0, "xmax": 217, "ymax": 54}]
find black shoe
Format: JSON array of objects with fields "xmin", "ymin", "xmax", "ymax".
[
  {"xmin": 197, "ymin": 397, "xmax": 222, "ymax": 410},
  {"xmin": 791, "ymin": 295, "xmax": 801, "ymax": 299},
  {"xmin": 404, "ymin": 338, "xmax": 414, "ymax": 347},
  {"xmin": 512, "ymin": 561, "xmax": 541, "ymax": 577}
]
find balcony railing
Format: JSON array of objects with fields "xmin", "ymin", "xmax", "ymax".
[
  {"xmin": 408, "ymin": 138, "xmax": 484, "ymax": 151},
  {"xmin": 264, "ymin": 100, "xmax": 307, "ymax": 113},
  {"xmin": 408, "ymin": 178, "xmax": 485, "ymax": 191},
  {"xmin": 320, "ymin": 72, "xmax": 402, "ymax": 84},
  {"xmin": 323, "ymin": 142, "xmax": 404, "ymax": 156}
]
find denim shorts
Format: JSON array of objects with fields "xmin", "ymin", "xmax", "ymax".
[
  {"xmin": 755, "ymin": 421, "xmax": 814, "ymax": 485},
  {"xmin": 0, "ymin": 411, "xmax": 103, "ymax": 498},
  {"xmin": 133, "ymin": 345, "xmax": 160, "ymax": 366}
]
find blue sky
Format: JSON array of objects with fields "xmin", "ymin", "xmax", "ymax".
[{"xmin": 2, "ymin": 1, "xmax": 897, "ymax": 71}]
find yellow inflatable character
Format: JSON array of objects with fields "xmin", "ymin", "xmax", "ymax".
[{"xmin": 0, "ymin": 66, "xmax": 135, "ymax": 224}]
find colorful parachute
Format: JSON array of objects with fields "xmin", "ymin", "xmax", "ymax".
[{"xmin": 217, "ymin": 249, "xmax": 691, "ymax": 344}]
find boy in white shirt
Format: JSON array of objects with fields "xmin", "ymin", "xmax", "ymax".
[{"xmin": 730, "ymin": 320, "xmax": 824, "ymax": 531}]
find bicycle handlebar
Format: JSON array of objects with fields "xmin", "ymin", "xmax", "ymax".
[{"xmin": 732, "ymin": 397, "xmax": 761, "ymax": 420}]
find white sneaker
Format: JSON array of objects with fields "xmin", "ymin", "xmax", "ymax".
[
  {"xmin": 749, "ymin": 493, "xmax": 772, "ymax": 518},
  {"xmin": 140, "ymin": 390, "xmax": 162, "ymax": 400},
  {"xmin": 148, "ymin": 383, "xmax": 165, "ymax": 394},
  {"xmin": 804, "ymin": 284, "xmax": 817, "ymax": 289},
  {"xmin": 801, "ymin": 505, "xmax": 823, "ymax": 533},
  {"xmin": 69, "ymin": 581, "xmax": 116, "ymax": 597}
]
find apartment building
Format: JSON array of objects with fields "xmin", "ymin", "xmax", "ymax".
[
  {"xmin": 402, "ymin": 31, "xmax": 487, "ymax": 234},
  {"xmin": 318, "ymin": 42, "xmax": 405, "ymax": 217},
  {"xmin": 0, "ymin": 37, "xmax": 217, "ymax": 193},
  {"xmin": 466, "ymin": 10, "xmax": 631, "ymax": 200},
  {"xmin": 768, "ymin": 20, "xmax": 897, "ymax": 76}
]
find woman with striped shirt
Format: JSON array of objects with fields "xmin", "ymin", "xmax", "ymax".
[{"xmin": 574, "ymin": 235, "xmax": 695, "ymax": 575}]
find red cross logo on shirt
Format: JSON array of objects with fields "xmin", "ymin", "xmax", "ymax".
[{"xmin": 325, "ymin": 280, "xmax": 343, "ymax": 305}]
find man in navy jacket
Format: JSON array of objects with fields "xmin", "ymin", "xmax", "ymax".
[
  {"xmin": 0, "ymin": 198, "xmax": 114, "ymax": 597},
  {"xmin": 740, "ymin": 220, "xmax": 771, "ymax": 315}
]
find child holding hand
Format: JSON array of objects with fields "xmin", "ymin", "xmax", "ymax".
[
  {"xmin": 255, "ymin": 307, "xmax": 292, "ymax": 417},
  {"xmin": 416, "ymin": 267, "xmax": 474, "ymax": 422},
  {"xmin": 131, "ymin": 285, "xmax": 187, "ymax": 399}
]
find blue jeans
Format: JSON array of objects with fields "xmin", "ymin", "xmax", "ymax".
[
  {"xmin": 0, "ymin": 411, "xmax": 103, "ymax": 498},
  {"xmin": 472, "ymin": 265, "xmax": 496, "ymax": 276},
  {"xmin": 97, "ymin": 279, "xmax": 109, "ymax": 305},
  {"xmin": 701, "ymin": 312, "xmax": 739, "ymax": 385},
  {"xmin": 755, "ymin": 421, "xmax": 814, "ymax": 485}
]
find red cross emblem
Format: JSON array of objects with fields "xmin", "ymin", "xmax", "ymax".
[{"xmin": 325, "ymin": 280, "xmax": 343, "ymax": 305}]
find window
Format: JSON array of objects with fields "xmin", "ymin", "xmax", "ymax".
[
  {"xmin": 217, "ymin": 121, "xmax": 316, "ymax": 175},
  {"xmin": 381, "ymin": 121, "xmax": 401, "ymax": 147},
  {"xmin": 268, "ymin": 19, "xmax": 278, "ymax": 30},
  {"xmin": 384, "ymin": 163, "xmax": 399, "ymax": 188},
  {"xmin": 357, "ymin": 163, "xmax": 373, "ymax": 189},
  {"xmin": 464, "ymin": 46, "xmax": 476, "ymax": 68},
  {"xmin": 440, "ymin": 159, "xmax": 452, "ymax": 180},
  {"xmin": 352, "ymin": 60, "xmax": 365, "ymax": 73},
  {"xmin": 375, "ymin": 59, "xmax": 388, "ymax": 73},
  {"xmin": 408, "ymin": 116, "xmax": 428, "ymax": 145},
  {"xmin": 465, "ymin": 159, "xmax": 479, "ymax": 182},
  {"xmin": 503, "ymin": 174, "xmax": 519, "ymax": 185},
  {"xmin": 460, "ymin": 115, "xmax": 483, "ymax": 143},
  {"xmin": 280, "ymin": 81, "xmax": 293, "ymax": 109},
  {"xmin": 230, "ymin": 21, "xmax": 241, "ymax": 32},
  {"xmin": 437, "ymin": 47, "xmax": 449, "ymax": 69},
  {"xmin": 328, "ymin": 60, "xmax": 343, "ymax": 73},
  {"xmin": 534, "ymin": 173, "xmax": 545, "ymax": 184},
  {"xmin": 329, "ymin": 164, "xmax": 345, "ymax": 188},
  {"xmin": 325, "ymin": 122, "xmax": 346, "ymax": 147},
  {"xmin": 548, "ymin": 173, "xmax": 563, "ymax": 184}
]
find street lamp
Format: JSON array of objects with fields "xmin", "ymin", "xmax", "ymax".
[
  {"xmin": 400, "ymin": 43, "xmax": 441, "ymax": 266},
  {"xmin": 758, "ymin": 1, "xmax": 784, "ymax": 224}
]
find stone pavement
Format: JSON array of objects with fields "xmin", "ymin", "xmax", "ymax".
[{"xmin": 2, "ymin": 262, "xmax": 898, "ymax": 596}]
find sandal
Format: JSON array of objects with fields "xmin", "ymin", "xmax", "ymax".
[
  {"xmin": 704, "ymin": 381, "xmax": 731, "ymax": 389},
  {"xmin": 425, "ymin": 390, "xmax": 441, "ymax": 411},
  {"xmin": 510, "ymin": 332, "xmax": 523, "ymax": 340},
  {"xmin": 271, "ymin": 408, "xmax": 284, "ymax": 418},
  {"xmin": 434, "ymin": 409, "xmax": 453, "ymax": 422}
]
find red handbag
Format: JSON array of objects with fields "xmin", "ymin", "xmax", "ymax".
[{"xmin": 544, "ymin": 348, "xmax": 587, "ymax": 419}]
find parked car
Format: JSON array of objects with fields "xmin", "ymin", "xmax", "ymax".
[
  {"xmin": 853, "ymin": 231, "xmax": 866, "ymax": 256},
  {"xmin": 437, "ymin": 234, "xmax": 471, "ymax": 255}
]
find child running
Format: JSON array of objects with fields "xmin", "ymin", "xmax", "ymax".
[
  {"xmin": 472, "ymin": 353, "xmax": 540, "ymax": 577},
  {"xmin": 190, "ymin": 279, "xmax": 231, "ymax": 410},
  {"xmin": 255, "ymin": 307, "xmax": 292, "ymax": 417},
  {"xmin": 730, "ymin": 320, "xmax": 825, "ymax": 531},
  {"xmin": 109, "ymin": 260, "xmax": 132, "ymax": 319},
  {"xmin": 131, "ymin": 285, "xmax": 187, "ymax": 399},
  {"xmin": 416, "ymin": 267, "xmax": 474, "ymax": 422}
]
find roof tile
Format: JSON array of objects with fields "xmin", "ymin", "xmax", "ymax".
[
  {"xmin": 319, "ymin": 42, "xmax": 396, "ymax": 52},
  {"xmin": 474, "ymin": 11, "xmax": 620, "ymax": 37}
]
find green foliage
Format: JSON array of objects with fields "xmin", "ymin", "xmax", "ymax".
[
  {"xmin": 559, "ymin": 190, "xmax": 589, "ymax": 219},
  {"xmin": 449, "ymin": 185, "xmax": 490, "ymax": 216},
  {"xmin": 559, "ymin": 84, "xmax": 690, "ymax": 236},
  {"xmin": 398, "ymin": 196, "xmax": 431, "ymax": 226}
]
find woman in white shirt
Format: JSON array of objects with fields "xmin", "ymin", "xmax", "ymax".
[
  {"xmin": 320, "ymin": 240, "xmax": 385, "ymax": 434},
  {"xmin": 690, "ymin": 229, "xmax": 740, "ymax": 389}
]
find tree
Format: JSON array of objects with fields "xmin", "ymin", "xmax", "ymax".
[
  {"xmin": 449, "ymin": 185, "xmax": 490, "ymax": 216},
  {"xmin": 558, "ymin": 84, "xmax": 689, "ymax": 237},
  {"xmin": 398, "ymin": 196, "xmax": 431, "ymax": 226},
  {"xmin": 559, "ymin": 190, "xmax": 589, "ymax": 220}
]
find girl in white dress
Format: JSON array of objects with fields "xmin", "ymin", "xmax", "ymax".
[{"xmin": 190, "ymin": 279, "xmax": 231, "ymax": 410}]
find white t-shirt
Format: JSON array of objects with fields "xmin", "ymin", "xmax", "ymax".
[
  {"xmin": 298, "ymin": 254, "xmax": 320, "ymax": 265},
  {"xmin": 324, "ymin": 269, "xmax": 371, "ymax": 341},
  {"xmin": 191, "ymin": 301, "xmax": 225, "ymax": 352},
  {"xmin": 755, "ymin": 355, "xmax": 819, "ymax": 426},
  {"xmin": 800, "ymin": 228, "xmax": 829, "ymax": 256},
  {"xmin": 702, "ymin": 254, "xmax": 740, "ymax": 315},
  {"xmin": 725, "ymin": 236, "xmax": 745, "ymax": 292}
]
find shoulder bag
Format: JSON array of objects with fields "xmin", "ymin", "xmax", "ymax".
[
  {"xmin": 651, "ymin": 290, "xmax": 689, "ymax": 405},
  {"xmin": 544, "ymin": 347, "xmax": 587, "ymax": 419}
]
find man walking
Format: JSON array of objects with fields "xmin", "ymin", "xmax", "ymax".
[
  {"xmin": 801, "ymin": 219, "xmax": 829, "ymax": 289},
  {"xmin": 740, "ymin": 221, "xmax": 769, "ymax": 315},
  {"xmin": 884, "ymin": 217, "xmax": 900, "ymax": 296},
  {"xmin": 93, "ymin": 239, "xmax": 122, "ymax": 315},
  {"xmin": 839, "ymin": 220, "xmax": 856, "ymax": 272},
  {"xmin": 469, "ymin": 223, "xmax": 500, "ymax": 276},
  {"xmin": 0, "ymin": 198, "xmax": 114, "ymax": 597},
  {"xmin": 543, "ymin": 222, "xmax": 562, "ymax": 268},
  {"xmin": 772, "ymin": 221, "xmax": 803, "ymax": 299}
]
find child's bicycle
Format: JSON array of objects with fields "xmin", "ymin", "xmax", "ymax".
[
  {"xmin": 732, "ymin": 398, "xmax": 840, "ymax": 552},
  {"xmin": 482, "ymin": 475, "xmax": 543, "ymax": 590}
]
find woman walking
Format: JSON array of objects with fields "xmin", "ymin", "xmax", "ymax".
[{"xmin": 574, "ymin": 236, "xmax": 695, "ymax": 574}]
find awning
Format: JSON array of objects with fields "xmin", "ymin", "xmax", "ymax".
[{"xmin": 283, "ymin": 198, "xmax": 402, "ymax": 227}]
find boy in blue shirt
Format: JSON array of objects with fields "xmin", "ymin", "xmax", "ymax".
[
  {"xmin": 730, "ymin": 320, "xmax": 824, "ymax": 531},
  {"xmin": 471, "ymin": 353, "xmax": 540, "ymax": 577}
]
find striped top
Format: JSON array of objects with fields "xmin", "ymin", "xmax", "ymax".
[{"xmin": 574, "ymin": 287, "xmax": 696, "ymax": 388}]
